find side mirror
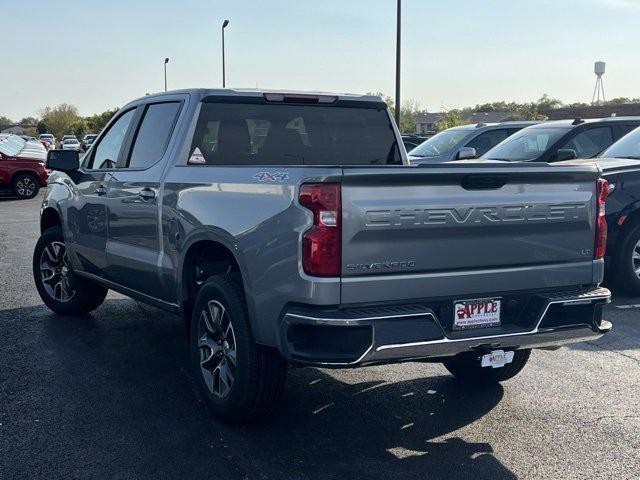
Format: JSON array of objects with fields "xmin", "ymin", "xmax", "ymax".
[
  {"xmin": 47, "ymin": 149, "xmax": 80, "ymax": 172},
  {"xmin": 556, "ymin": 148, "xmax": 578, "ymax": 161},
  {"xmin": 457, "ymin": 147, "xmax": 477, "ymax": 160}
]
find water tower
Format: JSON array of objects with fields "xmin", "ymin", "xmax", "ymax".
[{"xmin": 592, "ymin": 61, "xmax": 606, "ymax": 105}]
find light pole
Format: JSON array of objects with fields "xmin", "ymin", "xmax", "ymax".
[
  {"xmin": 222, "ymin": 19, "xmax": 230, "ymax": 87},
  {"xmin": 164, "ymin": 58, "xmax": 169, "ymax": 92},
  {"xmin": 395, "ymin": 0, "xmax": 401, "ymax": 128}
]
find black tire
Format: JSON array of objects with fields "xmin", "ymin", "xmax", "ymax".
[
  {"xmin": 443, "ymin": 349, "xmax": 531, "ymax": 385},
  {"xmin": 12, "ymin": 173, "xmax": 40, "ymax": 199},
  {"xmin": 190, "ymin": 274, "xmax": 287, "ymax": 423},
  {"xmin": 33, "ymin": 226, "xmax": 108, "ymax": 315},
  {"xmin": 611, "ymin": 220, "xmax": 640, "ymax": 294}
]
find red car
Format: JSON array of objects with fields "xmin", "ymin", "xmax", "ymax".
[{"xmin": 0, "ymin": 134, "xmax": 50, "ymax": 199}]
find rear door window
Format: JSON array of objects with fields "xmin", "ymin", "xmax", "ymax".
[
  {"xmin": 126, "ymin": 102, "xmax": 181, "ymax": 169},
  {"xmin": 190, "ymin": 102, "xmax": 401, "ymax": 166},
  {"xmin": 560, "ymin": 127, "xmax": 613, "ymax": 158},
  {"xmin": 465, "ymin": 129, "xmax": 509, "ymax": 157}
]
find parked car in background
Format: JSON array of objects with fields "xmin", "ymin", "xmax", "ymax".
[
  {"xmin": 482, "ymin": 117, "xmax": 640, "ymax": 163},
  {"xmin": 39, "ymin": 133, "xmax": 56, "ymax": 148},
  {"xmin": 401, "ymin": 134, "xmax": 428, "ymax": 152},
  {"xmin": 0, "ymin": 134, "xmax": 49, "ymax": 199},
  {"xmin": 61, "ymin": 138, "xmax": 82, "ymax": 151},
  {"xmin": 60, "ymin": 134, "xmax": 78, "ymax": 144},
  {"xmin": 582, "ymin": 126, "xmax": 640, "ymax": 294},
  {"xmin": 81, "ymin": 133, "xmax": 98, "ymax": 150},
  {"xmin": 408, "ymin": 121, "xmax": 539, "ymax": 164},
  {"xmin": 35, "ymin": 88, "xmax": 611, "ymax": 422}
]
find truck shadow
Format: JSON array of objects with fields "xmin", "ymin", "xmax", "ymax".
[
  {"xmin": 0, "ymin": 299, "xmax": 516, "ymax": 479},
  {"xmin": 227, "ymin": 367, "xmax": 515, "ymax": 479}
]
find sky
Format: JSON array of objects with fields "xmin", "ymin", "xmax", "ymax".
[{"xmin": 2, "ymin": 0, "xmax": 640, "ymax": 120}]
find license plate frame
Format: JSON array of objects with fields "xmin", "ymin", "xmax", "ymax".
[{"xmin": 453, "ymin": 297, "xmax": 502, "ymax": 331}]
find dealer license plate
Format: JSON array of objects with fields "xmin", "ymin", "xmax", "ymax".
[{"xmin": 453, "ymin": 298, "xmax": 501, "ymax": 331}]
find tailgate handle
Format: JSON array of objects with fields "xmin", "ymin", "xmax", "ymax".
[{"xmin": 461, "ymin": 175, "xmax": 508, "ymax": 190}]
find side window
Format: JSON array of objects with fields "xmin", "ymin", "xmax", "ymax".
[
  {"xmin": 561, "ymin": 127, "xmax": 613, "ymax": 158},
  {"xmin": 86, "ymin": 109, "xmax": 135, "ymax": 170},
  {"xmin": 465, "ymin": 129, "xmax": 509, "ymax": 157},
  {"xmin": 126, "ymin": 102, "xmax": 181, "ymax": 169},
  {"xmin": 617, "ymin": 124, "xmax": 639, "ymax": 139}
]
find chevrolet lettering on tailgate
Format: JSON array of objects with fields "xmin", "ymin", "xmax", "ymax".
[{"xmin": 364, "ymin": 203, "xmax": 589, "ymax": 228}]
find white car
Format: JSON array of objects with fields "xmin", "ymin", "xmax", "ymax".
[{"xmin": 61, "ymin": 138, "xmax": 81, "ymax": 151}]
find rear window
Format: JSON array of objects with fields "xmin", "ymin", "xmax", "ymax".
[{"xmin": 189, "ymin": 102, "xmax": 401, "ymax": 166}]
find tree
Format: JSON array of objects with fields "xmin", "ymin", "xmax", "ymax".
[
  {"xmin": 19, "ymin": 116, "xmax": 39, "ymax": 127},
  {"xmin": 70, "ymin": 119, "xmax": 88, "ymax": 138},
  {"xmin": 85, "ymin": 108, "xmax": 118, "ymax": 133},
  {"xmin": 36, "ymin": 121, "xmax": 48, "ymax": 134},
  {"xmin": 436, "ymin": 110, "xmax": 465, "ymax": 132},
  {"xmin": 40, "ymin": 104, "xmax": 82, "ymax": 139},
  {"xmin": 0, "ymin": 115, "xmax": 13, "ymax": 128}
]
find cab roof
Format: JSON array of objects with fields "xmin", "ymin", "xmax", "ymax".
[
  {"xmin": 127, "ymin": 88, "xmax": 386, "ymax": 107},
  {"xmin": 528, "ymin": 117, "xmax": 640, "ymax": 130}
]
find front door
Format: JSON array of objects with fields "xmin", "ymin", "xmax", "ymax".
[{"xmin": 66, "ymin": 108, "xmax": 137, "ymax": 279}]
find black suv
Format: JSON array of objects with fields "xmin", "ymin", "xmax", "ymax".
[{"xmin": 482, "ymin": 117, "xmax": 640, "ymax": 162}]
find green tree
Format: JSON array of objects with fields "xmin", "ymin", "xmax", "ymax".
[
  {"xmin": 436, "ymin": 111, "xmax": 465, "ymax": 132},
  {"xmin": 19, "ymin": 116, "xmax": 39, "ymax": 127},
  {"xmin": 70, "ymin": 119, "xmax": 88, "ymax": 138},
  {"xmin": 0, "ymin": 115, "xmax": 13, "ymax": 128},
  {"xmin": 85, "ymin": 108, "xmax": 118, "ymax": 133},
  {"xmin": 36, "ymin": 121, "xmax": 48, "ymax": 134},
  {"xmin": 40, "ymin": 104, "xmax": 82, "ymax": 139}
]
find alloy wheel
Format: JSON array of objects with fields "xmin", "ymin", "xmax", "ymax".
[
  {"xmin": 197, "ymin": 300, "xmax": 237, "ymax": 398},
  {"xmin": 16, "ymin": 177, "xmax": 36, "ymax": 198},
  {"xmin": 39, "ymin": 241, "xmax": 76, "ymax": 302},
  {"xmin": 633, "ymin": 240, "xmax": 640, "ymax": 279}
]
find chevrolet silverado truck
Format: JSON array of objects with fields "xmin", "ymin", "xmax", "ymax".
[{"xmin": 33, "ymin": 89, "xmax": 611, "ymax": 422}]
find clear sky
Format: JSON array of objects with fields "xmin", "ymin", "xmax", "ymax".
[{"xmin": 3, "ymin": 0, "xmax": 639, "ymax": 120}]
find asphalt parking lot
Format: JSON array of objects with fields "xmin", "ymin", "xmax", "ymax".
[{"xmin": 1, "ymin": 193, "xmax": 638, "ymax": 480}]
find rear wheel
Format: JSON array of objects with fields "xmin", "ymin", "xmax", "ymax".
[
  {"xmin": 33, "ymin": 226, "xmax": 108, "ymax": 315},
  {"xmin": 190, "ymin": 274, "xmax": 287, "ymax": 423},
  {"xmin": 443, "ymin": 349, "xmax": 531, "ymax": 385},
  {"xmin": 12, "ymin": 173, "xmax": 39, "ymax": 199}
]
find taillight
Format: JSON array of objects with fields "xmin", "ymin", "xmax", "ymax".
[
  {"xmin": 594, "ymin": 178, "xmax": 608, "ymax": 259},
  {"xmin": 299, "ymin": 183, "xmax": 341, "ymax": 276}
]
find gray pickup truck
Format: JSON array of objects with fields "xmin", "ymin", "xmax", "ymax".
[{"xmin": 34, "ymin": 89, "xmax": 611, "ymax": 422}]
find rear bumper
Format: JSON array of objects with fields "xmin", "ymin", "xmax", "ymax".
[{"xmin": 278, "ymin": 287, "xmax": 611, "ymax": 367}]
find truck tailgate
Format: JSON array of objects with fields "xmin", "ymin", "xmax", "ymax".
[{"xmin": 340, "ymin": 162, "xmax": 601, "ymax": 304}]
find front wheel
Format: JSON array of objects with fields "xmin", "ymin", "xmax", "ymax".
[
  {"xmin": 190, "ymin": 274, "xmax": 287, "ymax": 423},
  {"xmin": 443, "ymin": 349, "xmax": 531, "ymax": 385},
  {"xmin": 33, "ymin": 226, "xmax": 108, "ymax": 315},
  {"xmin": 12, "ymin": 173, "xmax": 40, "ymax": 199},
  {"xmin": 612, "ymin": 220, "xmax": 640, "ymax": 294}
]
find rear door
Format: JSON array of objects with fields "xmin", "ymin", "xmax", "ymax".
[
  {"xmin": 556, "ymin": 126, "xmax": 613, "ymax": 159},
  {"xmin": 104, "ymin": 100, "xmax": 183, "ymax": 301},
  {"xmin": 340, "ymin": 163, "xmax": 600, "ymax": 304}
]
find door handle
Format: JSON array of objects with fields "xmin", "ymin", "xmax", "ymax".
[
  {"xmin": 137, "ymin": 188, "xmax": 156, "ymax": 200},
  {"xmin": 94, "ymin": 185, "xmax": 108, "ymax": 195}
]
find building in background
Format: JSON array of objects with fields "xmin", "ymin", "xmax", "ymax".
[
  {"xmin": 414, "ymin": 112, "xmax": 447, "ymax": 135},
  {"xmin": 0, "ymin": 125, "xmax": 28, "ymax": 135}
]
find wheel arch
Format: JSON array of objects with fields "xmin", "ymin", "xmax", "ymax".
[
  {"xmin": 178, "ymin": 233, "xmax": 254, "ymax": 336},
  {"xmin": 41, "ymin": 207, "xmax": 62, "ymax": 233},
  {"xmin": 11, "ymin": 169, "xmax": 39, "ymax": 182}
]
